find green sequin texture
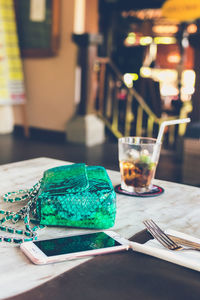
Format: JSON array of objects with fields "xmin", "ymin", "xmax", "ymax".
[
  {"xmin": 13, "ymin": 238, "xmax": 22, "ymax": 244},
  {"xmin": 24, "ymin": 237, "xmax": 33, "ymax": 242},
  {"xmin": 15, "ymin": 197, "xmax": 21, "ymax": 201},
  {"xmin": 4, "ymin": 237, "xmax": 11, "ymax": 242},
  {"xmin": 0, "ymin": 226, "xmax": 6, "ymax": 231},
  {"xmin": 25, "ymin": 232, "xmax": 31, "ymax": 236},
  {"xmin": 36, "ymin": 164, "xmax": 116, "ymax": 229}
]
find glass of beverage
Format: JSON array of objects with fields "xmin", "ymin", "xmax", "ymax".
[{"xmin": 118, "ymin": 137, "xmax": 161, "ymax": 194}]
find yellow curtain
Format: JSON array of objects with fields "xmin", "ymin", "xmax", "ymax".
[{"xmin": 0, "ymin": 0, "xmax": 25, "ymax": 105}]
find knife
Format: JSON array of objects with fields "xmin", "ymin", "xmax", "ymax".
[{"xmin": 168, "ymin": 234, "xmax": 200, "ymax": 249}]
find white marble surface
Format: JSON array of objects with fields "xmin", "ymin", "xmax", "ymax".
[{"xmin": 0, "ymin": 157, "xmax": 199, "ymax": 299}]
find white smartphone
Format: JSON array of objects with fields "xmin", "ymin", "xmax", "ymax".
[{"xmin": 20, "ymin": 231, "xmax": 130, "ymax": 264}]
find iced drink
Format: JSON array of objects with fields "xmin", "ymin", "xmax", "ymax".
[{"xmin": 118, "ymin": 137, "xmax": 161, "ymax": 193}]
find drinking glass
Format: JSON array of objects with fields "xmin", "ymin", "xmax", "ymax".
[{"xmin": 118, "ymin": 137, "xmax": 161, "ymax": 193}]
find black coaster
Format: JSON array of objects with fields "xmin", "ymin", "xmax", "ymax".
[{"xmin": 115, "ymin": 184, "xmax": 164, "ymax": 197}]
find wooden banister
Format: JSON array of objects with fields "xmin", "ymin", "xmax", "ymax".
[{"xmin": 94, "ymin": 57, "xmax": 192, "ymax": 146}]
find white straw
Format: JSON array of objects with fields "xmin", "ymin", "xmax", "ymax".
[
  {"xmin": 151, "ymin": 118, "xmax": 191, "ymax": 162},
  {"xmin": 156, "ymin": 118, "xmax": 191, "ymax": 144}
]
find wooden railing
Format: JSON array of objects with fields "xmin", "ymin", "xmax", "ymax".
[{"xmin": 94, "ymin": 57, "xmax": 192, "ymax": 146}]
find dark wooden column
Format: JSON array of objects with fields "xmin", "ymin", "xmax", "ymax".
[
  {"xmin": 72, "ymin": 33, "xmax": 103, "ymax": 115},
  {"xmin": 189, "ymin": 32, "xmax": 200, "ymax": 122}
]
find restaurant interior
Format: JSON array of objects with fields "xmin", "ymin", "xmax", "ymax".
[
  {"xmin": 0, "ymin": 0, "xmax": 199, "ymax": 187},
  {"xmin": 1, "ymin": 1, "xmax": 200, "ymax": 299}
]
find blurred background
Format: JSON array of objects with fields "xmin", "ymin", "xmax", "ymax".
[{"xmin": 0, "ymin": 0, "xmax": 199, "ymax": 187}]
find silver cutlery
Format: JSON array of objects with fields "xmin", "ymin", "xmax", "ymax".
[
  {"xmin": 168, "ymin": 234, "xmax": 200, "ymax": 249},
  {"xmin": 143, "ymin": 219, "xmax": 200, "ymax": 251}
]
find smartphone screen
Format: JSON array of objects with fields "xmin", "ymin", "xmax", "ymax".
[{"xmin": 33, "ymin": 232, "xmax": 121, "ymax": 257}]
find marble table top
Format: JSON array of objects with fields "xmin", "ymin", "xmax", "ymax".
[{"xmin": 0, "ymin": 157, "xmax": 200, "ymax": 299}]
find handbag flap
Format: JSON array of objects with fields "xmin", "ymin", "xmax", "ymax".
[
  {"xmin": 36, "ymin": 164, "xmax": 116, "ymax": 229},
  {"xmin": 38, "ymin": 163, "xmax": 89, "ymax": 195}
]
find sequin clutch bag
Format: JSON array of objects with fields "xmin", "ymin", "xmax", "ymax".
[{"xmin": 35, "ymin": 163, "xmax": 116, "ymax": 229}]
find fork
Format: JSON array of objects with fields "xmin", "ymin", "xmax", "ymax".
[{"xmin": 143, "ymin": 219, "xmax": 200, "ymax": 251}]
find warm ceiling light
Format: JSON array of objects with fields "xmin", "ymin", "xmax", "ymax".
[
  {"xmin": 152, "ymin": 25, "xmax": 178, "ymax": 34},
  {"xmin": 123, "ymin": 73, "xmax": 133, "ymax": 88},
  {"xmin": 140, "ymin": 36, "xmax": 153, "ymax": 45},
  {"xmin": 124, "ymin": 32, "xmax": 136, "ymax": 46},
  {"xmin": 182, "ymin": 70, "xmax": 196, "ymax": 86},
  {"xmin": 187, "ymin": 23, "xmax": 197, "ymax": 34},
  {"xmin": 154, "ymin": 37, "xmax": 176, "ymax": 44},
  {"xmin": 130, "ymin": 73, "xmax": 139, "ymax": 81},
  {"xmin": 167, "ymin": 53, "xmax": 181, "ymax": 63},
  {"xmin": 121, "ymin": 9, "xmax": 162, "ymax": 20},
  {"xmin": 140, "ymin": 67, "xmax": 152, "ymax": 77}
]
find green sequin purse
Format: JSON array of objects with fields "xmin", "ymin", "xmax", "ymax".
[
  {"xmin": 1, "ymin": 164, "xmax": 116, "ymax": 244},
  {"xmin": 35, "ymin": 163, "xmax": 116, "ymax": 229}
]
